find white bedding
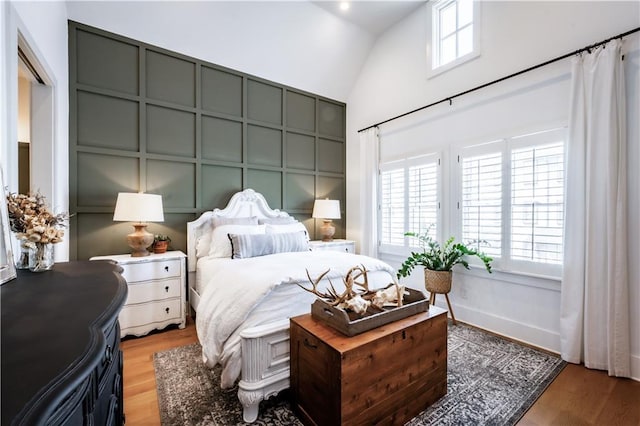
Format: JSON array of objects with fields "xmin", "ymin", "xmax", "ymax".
[
  {"xmin": 195, "ymin": 250, "xmax": 396, "ymax": 388},
  {"xmin": 195, "ymin": 255, "xmax": 219, "ymax": 295}
]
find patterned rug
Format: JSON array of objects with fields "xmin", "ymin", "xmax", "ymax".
[{"xmin": 153, "ymin": 322, "xmax": 565, "ymax": 425}]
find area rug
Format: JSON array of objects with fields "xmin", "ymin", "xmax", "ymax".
[{"xmin": 153, "ymin": 323, "xmax": 565, "ymax": 425}]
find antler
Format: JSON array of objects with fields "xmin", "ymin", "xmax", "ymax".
[
  {"xmin": 299, "ymin": 266, "xmax": 406, "ymax": 314},
  {"xmin": 297, "ymin": 269, "xmax": 332, "ymax": 299},
  {"xmin": 348, "ymin": 264, "xmax": 370, "ymax": 293},
  {"xmin": 297, "ymin": 268, "xmax": 360, "ymax": 307}
]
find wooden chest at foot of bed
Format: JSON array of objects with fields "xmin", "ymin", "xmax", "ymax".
[{"xmin": 290, "ymin": 307, "xmax": 448, "ymax": 426}]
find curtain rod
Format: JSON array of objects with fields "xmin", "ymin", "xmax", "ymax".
[{"xmin": 358, "ymin": 26, "xmax": 640, "ymax": 133}]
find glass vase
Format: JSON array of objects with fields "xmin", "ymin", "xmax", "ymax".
[
  {"xmin": 29, "ymin": 243, "xmax": 54, "ymax": 272},
  {"xmin": 15, "ymin": 242, "xmax": 30, "ymax": 270}
]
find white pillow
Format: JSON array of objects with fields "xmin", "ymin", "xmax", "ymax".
[
  {"xmin": 196, "ymin": 234, "xmax": 212, "ymax": 258},
  {"xmin": 208, "ymin": 224, "xmax": 265, "ymax": 258},
  {"xmin": 195, "ymin": 217, "xmax": 259, "ymax": 258},
  {"xmin": 228, "ymin": 231, "xmax": 309, "ymax": 259},
  {"xmin": 265, "ymin": 222, "xmax": 309, "ymax": 241},
  {"xmin": 258, "ymin": 217, "xmax": 297, "ymax": 225},
  {"xmin": 212, "ymin": 216, "xmax": 258, "ymax": 227}
]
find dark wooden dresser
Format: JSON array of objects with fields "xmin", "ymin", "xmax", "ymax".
[
  {"xmin": 1, "ymin": 261, "xmax": 128, "ymax": 425},
  {"xmin": 290, "ymin": 306, "xmax": 448, "ymax": 426}
]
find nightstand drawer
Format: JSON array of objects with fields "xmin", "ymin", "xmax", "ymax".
[
  {"xmin": 119, "ymin": 259, "xmax": 181, "ymax": 283},
  {"xmin": 91, "ymin": 251, "xmax": 186, "ymax": 337},
  {"xmin": 119, "ymin": 298, "xmax": 182, "ymax": 328},
  {"xmin": 125, "ymin": 278, "xmax": 181, "ymax": 305},
  {"xmin": 309, "ymin": 240, "xmax": 356, "ymax": 253}
]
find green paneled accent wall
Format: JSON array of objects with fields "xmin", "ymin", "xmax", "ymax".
[{"xmin": 69, "ymin": 21, "xmax": 346, "ymax": 260}]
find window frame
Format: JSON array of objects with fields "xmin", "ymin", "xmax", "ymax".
[
  {"xmin": 454, "ymin": 128, "xmax": 566, "ymax": 278},
  {"xmin": 458, "ymin": 139, "xmax": 506, "ymax": 265},
  {"xmin": 428, "ymin": 0, "xmax": 481, "ymax": 78},
  {"xmin": 507, "ymin": 129, "xmax": 566, "ymax": 276},
  {"xmin": 378, "ymin": 153, "xmax": 442, "ymax": 257}
]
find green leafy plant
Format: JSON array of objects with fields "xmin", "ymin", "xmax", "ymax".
[
  {"xmin": 151, "ymin": 234, "xmax": 171, "ymax": 251},
  {"xmin": 397, "ymin": 230, "xmax": 492, "ymax": 280}
]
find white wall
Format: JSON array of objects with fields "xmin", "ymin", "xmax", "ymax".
[
  {"xmin": 67, "ymin": 0, "xmax": 375, "ymax": 102},
  {"xmin": 0, "ymin": 0, "xmax": 69, "ymax": 260},
  {"xmin": 346, "ymin": 1, "xmax": 640, "ymax": 379},
  {"xmin": 1, "ymin": 2, "xmax": 10, "ymax": 174}
]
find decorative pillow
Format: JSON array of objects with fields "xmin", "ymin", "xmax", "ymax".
[
  {"xmin": 265, "ymin": 222, "xmax": 309, "ymax": 240},
  {"xmin": 195, "ymin": 217, "xmax": 259, "ymax": 258},
  {"xmin": 208, "ymin": 224, "xmax": 265, "ymax": 258},
  {"xmin": 228, "ymin": 231, "xmax": 309, "ymax": 259},
  {"xmin": 212, "ymin": 216, "xmax": 258, "ymax": 228},
  {"xmin": 195, "ymin": 235, "xmax": 212, "ymax": 258},
  {"xmin": 258, "ymin": 217, "xmax": 297, "ymax": 225}
]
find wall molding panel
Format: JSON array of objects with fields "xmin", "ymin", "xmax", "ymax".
[{"xmin": 69, "ymin": 21, "xmax": 346, "ymax": 259}]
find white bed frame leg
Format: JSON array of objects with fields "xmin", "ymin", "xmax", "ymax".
[
  {"xmin": 238, "ymin": 319, "xmax": 291, "ymax": 423},
  {"xmin": 238, "ymin": 390, "xmax": 262, "ymax": 423}
]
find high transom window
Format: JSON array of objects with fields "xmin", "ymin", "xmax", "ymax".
[{"xmin": 431, "ymin": 0, "xmax": 480, "ymax": 73}]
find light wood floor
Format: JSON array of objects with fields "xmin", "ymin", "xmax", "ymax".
[
  {"xmin": 121, "ymin": 319, "xmax": 198, "ymax": 425},
  {"xmin": 122, "ymin": 318, "xmax": 640, "ymax": 425}
]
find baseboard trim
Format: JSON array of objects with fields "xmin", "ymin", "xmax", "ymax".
[
  {"xmin": 436, "ymin": 301, "xmax": 640, "ymax": 382},
  {"xmin": 435, "ymin": 300, "xmax": 561, "ymax": 354}
]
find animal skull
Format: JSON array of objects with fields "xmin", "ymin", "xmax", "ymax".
[
  {"xmin": 372, "ymin": 285, "xmax": 406, "ymax": 309},
  {"xmin": 339, "ymin": 294, "xmax": 371, "ymax": 314}
]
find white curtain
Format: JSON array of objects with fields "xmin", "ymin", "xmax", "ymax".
[
  {"xmin": 560, "ymin": 39, "xmax": 630, "ymax": 377},
  {"xmin": 359, "ymin": 127, "xmax": 379, "ymax": 258}
]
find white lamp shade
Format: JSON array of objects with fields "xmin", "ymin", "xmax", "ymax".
[
  {"xmin": 312, "ymin": 199, "xmax": 341, "ymax": 219},
  {"xmin": 113, "ymin": 192, "xmax": 164, "ymax": 223}
]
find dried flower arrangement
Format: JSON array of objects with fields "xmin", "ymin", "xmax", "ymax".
[{"xmin": 6, "ymin": 191, "xmax": 68, "ymax": 248}]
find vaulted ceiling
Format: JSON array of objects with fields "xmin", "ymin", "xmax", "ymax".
[
  {"xmin": 66, "ymin": 1, "xmax": 426, "ymax": 101},
  {"xmin": 310, "ymin": 1, "xmax": 425, "ymax": 36}
]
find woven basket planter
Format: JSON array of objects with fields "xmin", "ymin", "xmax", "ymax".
[{"xmin": 424, "ymin": 269, "xmax": 452, "ymax": 294}]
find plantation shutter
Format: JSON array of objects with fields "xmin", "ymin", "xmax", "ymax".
[
  {"xmin": 461, "ymin": 150, "xmax": 502, "ymax": 258},
  {"xmin": 380, "ymin": 167, "xmax": 405, "ymax": 247},
  {"xmin": 379, "ymin": 155, "xmax": 440, "ymax": 252},
  {"xmin": 510, "ymin": 132, "xmax": 565, "ymax": 264},
  {"xmin": 408, "ymin": 162, "xmax": 438, "ymax": 240}
]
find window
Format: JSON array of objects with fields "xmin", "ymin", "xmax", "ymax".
[
  {"xmin": 510, "ymin": 137, "xmax": 564, "ymax": 265},
  {"xmin": 430, "ymin": 0, "xmax": 480, "ymax": 73},
  {"xmin": 461, "ymin": 150, "xmax": 502, "ymax": 259},
  {"xmin": 380, "ymin": 167, "xmax": 405, "ymax": 247},
  {"xmin": 379, "ymin": 155, "xmax": 440, "ymax": 254},
  {"xmin": 458, "ymin": 128, "xmax": 565, "ymax": 276}
]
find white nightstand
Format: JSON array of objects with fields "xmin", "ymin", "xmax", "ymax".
[
  {"xmin": 309, "ymin": 239, "xmax": 356, "ymax": 254},
  {"xmin": 90, "ymin": 251, "xmax": 186, "ymax": 337}
]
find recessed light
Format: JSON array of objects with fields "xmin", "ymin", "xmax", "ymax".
[{"xmin": 340, "ymin": 2, "xmax": 350, "ymax": 11}]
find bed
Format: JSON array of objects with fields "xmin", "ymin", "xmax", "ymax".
[{"xmin": 187, "ymin": 189, "xmax": 397, "ymax": 422}]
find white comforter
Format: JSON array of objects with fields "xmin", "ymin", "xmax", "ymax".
[{"xmin": 195, "ymin": 250, "xmax": 396, "ymax": 388}]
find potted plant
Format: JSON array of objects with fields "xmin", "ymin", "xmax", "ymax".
[
  {"xmin": 397, "ymin": 230, "xmax": 492, "ymax": 323},
  {"xmin": 151, "ymin": 234, "xmax": 171, "ymax": 254}
]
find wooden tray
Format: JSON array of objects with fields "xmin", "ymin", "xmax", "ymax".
[{"xmin": 310, "ymin": 287, "xmax": 429, "ymax": 337}]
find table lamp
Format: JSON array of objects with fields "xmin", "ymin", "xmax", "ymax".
[
  {"xmin": 312, "ymin": 199, "xmax": 341, "ymax": 242},
  {"xmin": 113, "ymin": 192, "xmax": 164, "ymax": 257}
]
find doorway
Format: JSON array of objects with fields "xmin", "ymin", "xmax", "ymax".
[
  {"xmin": 16, "ymin": 38, "xmax": 54, "ymax": 205},
  {"xmin": 17, "ymin": 48, "xmax": 35, "ymax": 194}
]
